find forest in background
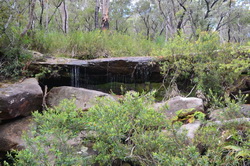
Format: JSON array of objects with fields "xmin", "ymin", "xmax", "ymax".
[
  {"xmin": 1, "ymin": 0, "xmax": 250, "ymax": 39},
  {"xmin": 0, "ymin": 0, "xmax": 250, "ymax": 80},
  {"xmin": 1, "ymin": 0, "xmax": 250, "ymax": 46}
]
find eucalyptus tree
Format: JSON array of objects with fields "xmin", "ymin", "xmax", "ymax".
[
  {"xmin": 154, "ymin": 0, "xmax": 189, "ymax": 39},
  {"xmin": 21, "ymin": 0, "xmax": 36, "ymax": 36},
  {"xmin": 132, "ymin": 0, "xmax": 250, "ymax": 42},
  {"xmin": 100, "ymin": 0, "xmax": 110, "ymax": 30},
  {"xmin": 132, "ymin": 0, "xmax": 162, "ymax": 39},
  {"xmin": 69, "ymin": 0, "xmax": 96, "ymax": 31},
  {"xmin": 0, "ymin": 0, "xmax": 249, "ymax": 43},
  {"xmin": 109, "ymin": 0, "xmax": 132, "ymax": 32},
  {"xmin": 60, "ymin": 0, "xmax": 68, "ymax": 33},
  {"xmin": 95, "ymin": 0, "xmax": 100, "ymax": 29}
]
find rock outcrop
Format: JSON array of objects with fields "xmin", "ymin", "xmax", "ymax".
[
  {"xmin": 178, "ymin": 121, "xmax": 201, "ymax": 139},
  {"xmin": 29, "ymin": 57, "xmax": 163, "ymax": 90},
  {"xmin": 46, "ymin": 86, "xmax": 115, "ymax": 111},
  {"xmin": 0, "ymin": 116, "xmax": 32, "ymax": 152},
  {"xmin": 155, "ymin": 96, "xmax": 204, "ymax": 118},
  {"xmin": 0, "ymin": 78, "xmax": 43, "ymax": 120},
  {"xmin": 209, "ymin": 104, "xmax": 250, "ymax": 121}
]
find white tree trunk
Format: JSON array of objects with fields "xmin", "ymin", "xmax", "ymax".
[
  {"xmin": 45, "ymin": 0, "xmax": 49, "ymax": 30},
  {"xmin": 21, "ymin": 0, "xmax": 36, "ymax": 36},
  {"xmin": 60, "ymin": 0, "xmax": 69, "ymax": 33},
  {"xmin": 101, "ymin": 0, "xmax": 110, "ymax": 30}
]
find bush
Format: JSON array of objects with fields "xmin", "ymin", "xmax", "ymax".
[
  {"xmin": 7, "ymin": 99, "xmax": 88, "ymax": 166},
  {"xmin": 29, "ymin": 31, "xmax": 159, "ymax": 59},
  {"xmin": 6, "ymin": 92, "xmax": 250, "ymax": 166},
  {"xmin": 83, "ymin": 91, "xmax": 168, "ymax": 165},
  {"xmin": 194, "ymin": 120, "xmax": 250, "ymax": 166},
  {"xmin": 158, "ymin": 31, "xmax": 250, "ymax": 101},
  {"xmin": 0, "ymin": 47, "xmax": 32, "ymax": 80}
]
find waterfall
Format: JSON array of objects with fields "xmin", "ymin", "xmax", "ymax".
[
  {"xmin": 71, "ymin": 65, "xmax": 80, "ymax": 87},
  {"xmin": 134, "ymin": 65, "xmax": 151, "ymax": 83}
]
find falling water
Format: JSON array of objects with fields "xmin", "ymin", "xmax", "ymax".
[
  {"xmin": 71, "ymin": 65, "xmax": 80, "ymax": 87},
  {"xmin": 69, "ymin": 61, "xmax": 154, "ymax": 91},
  {"xmin": 134, "ymin": 65, "xmax": 151, "ymax": 83}
]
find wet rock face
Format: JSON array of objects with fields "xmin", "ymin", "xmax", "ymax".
[
  {"xmin": 30, "ymin": 57, "xmax": 163, "ymax": 89},
  {"xmin": 46, "ymin": 86, "xmax": 115, "ymax": 111},
  {"xmin": 0, "ymin": 78, "xmax": 43, "ymax": 120},
  {"xmin": 0, "ymin": 116, "xmax": 32, "ymax": 152}
]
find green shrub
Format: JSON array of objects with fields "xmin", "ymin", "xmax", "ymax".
[
  {"xmin": 29, "ymin": 31, "xmax": 159, "ymax": 59},
  {"xmin": 0, "ymin": 47, "xmax": 32, "ymax": 80},
  {"xmin": 8, "ymin": 99, "xmax": 88, "ymax": 166},
  {"xmin": 208, "ymin": 91, "xmax": 249, "ymax": 120},
  {"xmin": 158, "ymin": 31, "xmax": 250, "ymax": 101},
  {"xmin": 7, "ymin": 92, "xmax": 250, "ymax": 166},
  {"xmin": 194, "ymin": 120, "xmax": 250, "ymax": 166},
  {"xmin": 83, "ymin": 91, "xmax": 168, "ymax": 165}
]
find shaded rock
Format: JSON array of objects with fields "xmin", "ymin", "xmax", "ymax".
[
  {"xmin": 209, "ymin": 104, "xmax": 250, "ymax": 121},
  {"xmin": 122, "ymin": 163, "xmax": 132, "ymax": 166},
  {"xmin": 0, "ymin": 78, "xmax": 43, "ymax": 120},
  {"xmin": 29, "ymin": 57, "xmax": 163, "ymax": 90},
  {"xmin": 32, "ymin": 56, "xmax": 161, "ymax": 75},
  {"xmin": 155, "ymin": 96, "xmax": 204, "ymax": 118},
  {"xmin": 28, "ymin": 50, "xmax": 44, "ymax": 60},
  {"xmin": 0, "ymin": 116, "xmax": 32, "ymax": 152},
  {"xmin": 46, "ymin": 86, "xmax": 115, "ymax": 110},
  {"xmin": 178, "ymin": 121, "xmax": 201, "ymax": 139},
  {"xmin": 206, "ymin": 118, "xmax": 250, "ymax": 127},
  {"xmin": 241, "ymin": 104, "xmax": 250, "ymax": 116}
]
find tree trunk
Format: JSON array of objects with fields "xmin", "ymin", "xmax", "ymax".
[
  {"xmin": 60, "ymin": 0, "xmax": 68, "ymax": 33},
  {"xmin": 101, "ymin": 0, "xmax": 110, "ymax": 30},
  {"xmin": 227, "ymin": 0, "xmax": 232, "ymax": 42},
  {"xmin": 39, "ymin": 0, "xmax": 44, "ymax": 28},
  {"xmin": 45, "ymin": 0, "xmax": 49, "ymax": 30},
  {"xmin": 21, "ymin": 0, "xmax": 36, "ymax": 37},
  {"xmin": 95, "ymin": 0, "xmax": 100, "ymax": 29}
]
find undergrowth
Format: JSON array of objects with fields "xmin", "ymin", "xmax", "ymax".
[
  {"xmin": 30, "ymin": 30, "xmax": 158, "ymax": 59},
  {"xmin": 5, "ymin": 93, "xmax": 250, "ymax": 166}
]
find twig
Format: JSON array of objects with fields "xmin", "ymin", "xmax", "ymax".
[
  {"xmin": 130, "ymin": 145, "xmax": 136, "ymax": 157},
  {"xmin": 186, "ymin": 84, "xmax": 196, "ymax": 97},
  {"xmin": 42, "ymin": 85, "xmax": 48, "ymax": 110}
]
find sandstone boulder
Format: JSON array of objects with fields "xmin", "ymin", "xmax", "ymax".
[
  {"xmin": 209, "ymin": 104, "xmax": 250, "ymax": 121},
  {"xmin": 0, "ymin": 78, "xmax": 43, "ymax": 120},
  {"xmin": 46, "ymin": 86, "xmax": 114, "ymax": 110},
  {"xmin": 155, "ymin": 96, "xmax": 204, "ymax": 118},
  {"xmin": 178, "ymin": 120, "xmax": 201, "ymax": 139},
  {"xmin": 0, "ymin": 116, "xmax": 32, "ymax": 152}
]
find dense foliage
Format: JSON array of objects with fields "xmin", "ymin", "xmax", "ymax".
[
  {"xmin": 157, "ymin": 32, "xmax": 250, "ymax": 102},
  {"xmin": 0, "ymin": 48, "xmax": 32, "ymax": 81},
  {"xmin": 6, "ymin": 92, "xmax": 249, "ymax": 166},
  {"xmin": 1, "ymin": 0, "xmax": 249, "ymax": 42}
]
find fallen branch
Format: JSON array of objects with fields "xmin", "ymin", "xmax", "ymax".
[{"xmin": 42, "ymin": 85, "xmax": 48, "ymax": 110}]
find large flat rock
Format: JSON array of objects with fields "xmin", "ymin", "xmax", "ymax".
[
  {"xmin": 32, "ymin": 57, "xmax": 161, "ymax": 74},
  {"xmin": 0, "ymin": 116, "xmax": 32, "ymax": 152},
  {"xmin": 29, "ymin": 57, "xmax": 163, "ymax": 89},
  {"xmin": 46, "ymin": 86, "xmax": 115, "ymax": 111},
  {"xmin": 154, "ymin": 96, "xmax": 204, "ymax": 118},
  {"xmin": 0, "ymin": 78, "xmax": 43, "ymax": 120}
]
